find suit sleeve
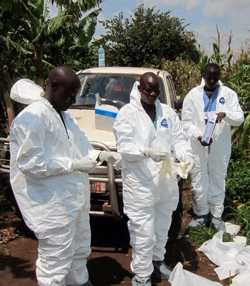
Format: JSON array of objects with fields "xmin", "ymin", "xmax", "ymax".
[
  {"xmin": 11, "ymin": 113, "xmax": 73, "ymax": 178},
  {"xmin": 171, "ymin": 111, "xmax": 193, "ymax": 163},
  {"xmin": 181, "ymin": 92, "xmax": 202, "ymax": 139},
  {"xmin": 113, "ymin": 110, "xmax": 145, "ymax": 162},
  {"xmin": 223, "ymin": 90, "xmax": 244, "ymax": 127}
]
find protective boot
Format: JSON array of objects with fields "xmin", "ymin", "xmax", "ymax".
[
  {"xmin": 131, "ymin": 276, "xmax": 151, "ymax": 286},
  {"xmin": 152, "ymin": 261, "xmax": 172, "ymax": 280},
  {"xmin": 188, "ymin": 213, "xmax": 210, "ymax": 228},
  {"xmin": 211, "ymin": 217, "xmax": 225, "ymax": 232}
]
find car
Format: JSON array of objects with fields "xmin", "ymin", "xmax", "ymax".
[{"xmin": 68, "ymin": 66, "xmax": 179, "ymax": 218}]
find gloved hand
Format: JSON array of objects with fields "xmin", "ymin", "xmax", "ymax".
[
  {"xmin": 72, "ymin": 158, "xmax": 97, "ymax": 173},
  {"xmin": 198, "ymin": 136, "xmax": 213, "ymax": 147},
  {"xmin": 144, "ymin": 148, "xmax": 170, "ymax": 162},
  {"xmin": 99, "ymin": 151, "xmax": 121, "ymax": 164},
  {"xmin": 173, "ymin": 160, "xmax": 194, "ymax": 179}
]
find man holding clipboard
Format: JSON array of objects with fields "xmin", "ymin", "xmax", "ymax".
[{"xmin": 181, "ymin": 63, "xmax": 244, "ymax": 231}]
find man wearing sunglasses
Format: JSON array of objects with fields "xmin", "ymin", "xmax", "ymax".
[{"xmin": 114, "ymin": 72, "xmax": 193, "ymax": 286}]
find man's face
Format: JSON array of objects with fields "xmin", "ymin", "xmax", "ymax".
[
  {"xmin": 138, "ymin": 76, "xmax": 160, "ymax": 105},
  {"xmin": 50, "ymin": 78, "xmax": 80, "ymax": 111},
  {"xmin": 204, "ymin": 68, "xmax": 220, "ymax": 91}
]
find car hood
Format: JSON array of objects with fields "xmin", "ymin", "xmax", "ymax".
[{"xmin": 69, "ymin": 109, "xmax": 117, "ymax": 150}]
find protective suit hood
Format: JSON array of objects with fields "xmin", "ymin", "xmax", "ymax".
[
  {"xmin": 10, "ymin": 79, "xmax": 44, "ymax": 105},
  {"xmin": 129, "ymin": 80, "xmax": 161, "ymax": 109}
]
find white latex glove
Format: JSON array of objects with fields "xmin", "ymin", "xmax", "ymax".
[
  {"xmin": 99, "ymin": 151, "xmax": 121, "ymax": 164},
  {"xmin": 144, "ymin": 148, "xmax": 170, "ymax": 162},
  {"xmin": 72, "ymin": 158, "xmax": 97, "ymax": 173},
  {"xmin": 160, "ymin": 158, "xmax": 173, "ymax": 179},
  {"xmin": 173, "ymin": 160, "xmax": 194, "ymax": 179}
]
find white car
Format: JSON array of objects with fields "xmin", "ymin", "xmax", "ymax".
[{"xmin": 69, "ymin": 66, "xmax": 179, "ymax": 217}]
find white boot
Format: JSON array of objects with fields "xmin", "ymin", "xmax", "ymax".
[
  {"xmin": 211, "ymin": 217, "xmax": 225, "ymax": 232},
  {"xmin": 188, "ymin": 214, "xmax": 210, "ymax": 228},
  {"xmin": 131, "ymin": 276, "xmax": 151, "ymax": 286}
]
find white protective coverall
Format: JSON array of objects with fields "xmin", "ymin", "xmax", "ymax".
[
  {"xmin": 113, "ymin": 82, "xmax": 192, "ymax": 279},
  {"xmin": 182, "ymin": 82, "xmax": 244, "ymax": 218},
  {"xmin": 10, "ymin": 98, "xmax": 99, "ymax": 286}
]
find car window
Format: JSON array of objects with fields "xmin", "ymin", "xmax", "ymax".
[
  {"xmin": 72, "ymin": 73, "xmax": 166, "ymax": 108},
  {"xmin": 166, "ymin": 75, "xmax": 176, "ymax": 107}
]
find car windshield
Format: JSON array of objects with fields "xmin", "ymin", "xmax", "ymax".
[{"xmin": 72, "ymin": 73, "xmax": 166, "ymax": 108}]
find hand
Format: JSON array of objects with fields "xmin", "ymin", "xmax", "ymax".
[
  {"xmin": 144, "ymin": 148, "xmax": 169, "ymax": 162},
  {"xmin": 172, "ymin": 159, "xmax": 193, "ymax": 179},
  {"xmin": 72, "ymin": 158, "xmax": 97, "ymax": 173},
  {"xmin": 99, "ymin": 151, "xmax": 121, "ymax": 164},
  {"xmin": 216, "ymin": 112, "xmax": 226, "ymax": 123},
  {"xmin": 198, "ymin": 136, "xmax": 213, "ymax": 147}
]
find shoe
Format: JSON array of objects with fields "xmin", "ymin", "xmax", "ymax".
[
  {"xmin": 152, "ymin": 261, "xmax": 172, "ymax": 280},
  {"xmin": 188, "ymin": 214, "xmax": 210, "ymax": 228},
  {"xmin": 211, "ymin": 217, "xmax": 225, "ymax": 232},
  {"xmin": 131, "ymin": 276, "xmax": 151, "ymax": 286}
]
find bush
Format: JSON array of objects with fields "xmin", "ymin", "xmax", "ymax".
[
  {"xmin": 160, "ymin": 58, "xmax": 201, "ymax": 99},
  {"xmin": 231, "ymin": 203, "xmax": 250, "ymax": 243},
  {"xmin": 226, "ymin": 150, "xmax": 250, "ymax": 207},
  {"xmin": 226, "ymin": 64, "xmax": 250, "ymax": 111}
]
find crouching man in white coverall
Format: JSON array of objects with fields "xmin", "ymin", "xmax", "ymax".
[
  {"xmin": 182, "ymin": 63, "xmax": 244, "ymax": 231},
  {"xmin": 10, "ymin": 66, "xmax": 118, "ymax": 286},
  {"xmin": 113, "ymin": 72, "xmax": 193, "ymax": 286}
]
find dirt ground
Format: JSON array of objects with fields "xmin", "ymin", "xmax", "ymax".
[{"xmin": 0, "ymin": 175, "xmax": 231, "ymax": 286}]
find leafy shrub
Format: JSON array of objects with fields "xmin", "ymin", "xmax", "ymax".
[
  {"xmin": 227, "ymin": 64, "xmax": 250, "ymax": 111},
  {"xmin": 232, "ymin": 203, "xmax": 250, "ymax": 243},
  {"xmin": 187, "ymin": 226, "xmax": 216, "ymax": 247},
  {"xmin": 160, "ymin": 58, "xmax": 201, "ymax": 99},
  {"xmin": 226, "ymin": 155, "xmax": 250, "ymax": 207}
]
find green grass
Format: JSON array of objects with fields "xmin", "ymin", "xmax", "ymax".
[{"xmin": 186, "ymin": 226, "xmax": 235, "ymax": 247}]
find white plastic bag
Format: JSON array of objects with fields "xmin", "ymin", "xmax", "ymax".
[
  {"xmin": 232, "ymin": 269, "xmax": 250, "ymax": 286},
  {"xmin": 198, "ymin": 232, "xmax": 246, "ymax": 266},
  {"xmin": 169, "ymin": 262, "xmax": 222, "ymax": 286},
  {"xmin": 236, "ymin": 246, "xmax": 250, "ymax": 266},
  {"xmin": 214, "ymin": 262, "xmax": 242, "ymax": 280},
  {"xmin": 225, "ymin": 222, "xmax": 241, "ymax": 236}
]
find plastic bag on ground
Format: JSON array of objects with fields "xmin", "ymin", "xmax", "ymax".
[
  {"xmin": 198, "ymin": 232, "xmax": 246, "ymax": 266},
  {"xmin": 199, "ymin": 232, "xmax": 249, "ymax": 280},
  {"xmin": 225, "ymin": 222, "xmax": 241, "ymax": 236},
  {"xmin": 169, "ymin": 262, "xmax": 222, "ymax": 286},
  {"xmin": 214, "ymin": 261, "xmax": 243, "ymax": 280},
  {"xmin": 232, "ymin": 269, "xmax": 250, "ymax": 286}
]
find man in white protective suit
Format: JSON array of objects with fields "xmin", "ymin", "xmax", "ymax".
[
  {"xmin": 113, "ymin": 72, "xmax": 193, "ymax": 286},
  {"xmin": 182, "ymin": 63, "xmax": 244, "ymax": 231},
  {"xmin": 10, "ymin": 66, "xmax": 119, "ymax": 286}
]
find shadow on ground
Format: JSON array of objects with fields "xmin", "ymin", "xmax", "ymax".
[
  {"xmin": 88, "ymin": 256, "xmax": 132, "ymax": 286},
  {"xmin": 0, "ymin": 254, "xmax": 36, "ymax": 280}
]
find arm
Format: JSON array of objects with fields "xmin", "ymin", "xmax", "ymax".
[
  {"xmin": 113, "ymin": 111, "xmax": 145, "ymax": 162},
  {"xmin": 12, "ymin": 113, "xmax": 73, "ymax": 178},
  {"xmin": 171, "ymin": 111, "xmax": 193, "ymax": 163},
  {"xmin": 181, "ymin": 93, "xmax": 202, "ymax": 139},
  {"xmin": 223, "ymin": 91, "xmax": 244, "ymax": 127}
]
